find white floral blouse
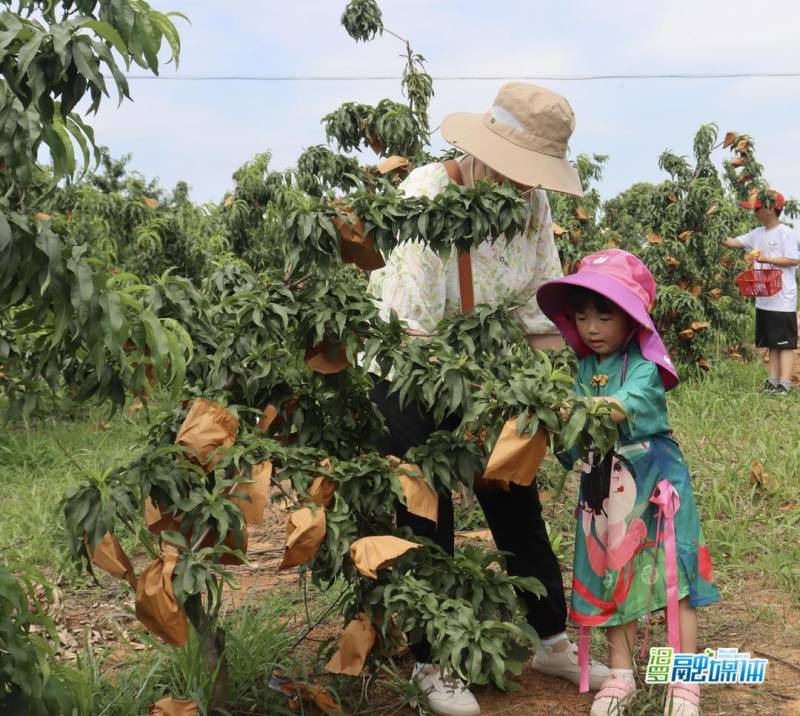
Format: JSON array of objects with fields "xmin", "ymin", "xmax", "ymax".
[{"xmin": 368, "ymin": 162, "xmax": 562, "ymax": 335}]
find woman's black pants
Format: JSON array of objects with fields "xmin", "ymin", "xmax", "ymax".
[{"xmin": 372, "ymin": 378, "xmax": 568, "ymax": 663}]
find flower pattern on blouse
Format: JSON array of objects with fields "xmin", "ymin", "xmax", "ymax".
[{"xmin": 368, "ymin": 162, "xmax": 562, "ymax": 336}]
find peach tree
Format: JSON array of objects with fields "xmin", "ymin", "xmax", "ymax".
[
  {"xmin": 61, "ymin": 2, "xmax": 620, "ymax": 713},
  {"xmin": 0, "ymin": 1, "xmax": 186, "ymax": 713}
]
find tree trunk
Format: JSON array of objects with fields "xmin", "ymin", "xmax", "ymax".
[{"xmin": 203, "ymin": 626, "xmax": 229, "ymax": 716}]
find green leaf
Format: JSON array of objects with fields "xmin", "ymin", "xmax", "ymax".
[
  {"xmin": 140, "ymin": 310, "xmax": 169, "ymax": 357},
  {"xmin": 16, "ymin": 29, "xmax": 44, "ymax": 78},
  {"xmin": 71, "ymin": 37, "xmax": 106, "ymax": 93},
  {"xmin": 80, "ymin": 19, "xmax": 129, "ymax": 58},
  {"xmin": 0, "ymin": 214, "xmax": 10, "ymax": 251}
]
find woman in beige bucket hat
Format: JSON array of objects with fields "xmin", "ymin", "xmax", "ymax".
[
  {"xmin": 368, "ymin": 82, "xmax": 610, "ymax": 716},
  {"xmin": 441, "ymin": 81, "xmax": 583, "ymax": 196}
]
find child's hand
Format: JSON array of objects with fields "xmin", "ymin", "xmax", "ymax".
[
  {"xmin": 591, "ymin": 396, "xmax": 627, "ymax": 424},
  {"xmin": 559, "ymin": 403, "xmax": 571, "ymax": 421}
]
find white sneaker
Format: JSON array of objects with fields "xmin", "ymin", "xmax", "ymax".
[
  {"xmin": 411, "ymin": 663, "xmax": 481, "ymax": 716},
  {"xmin": 531, "ymin": 639, "xmax": 611, "ymax": 691}
]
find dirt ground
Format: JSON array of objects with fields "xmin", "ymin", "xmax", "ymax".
[{"xmin": 53, "ymin": 498, "xmax": 800, "ymax": 716}]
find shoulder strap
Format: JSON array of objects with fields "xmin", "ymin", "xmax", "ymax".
[
  {"xmin": 442, "ymin": 160, "xmax": 475, "ymax": 314},
  {"xmin": 457, "ymin": 254, "xmax": 475, "ymax": 314}
]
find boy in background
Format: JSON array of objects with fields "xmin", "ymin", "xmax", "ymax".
[{"xmin": 724, "ymin": 189, "xmax": 800, "ymax": 395}]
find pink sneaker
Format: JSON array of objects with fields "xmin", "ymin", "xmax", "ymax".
[
  {"xmin": 589, "ymin": 674, "xmax": 636, "ymax": 715},
  {"xmin": 664, "ymin": 682, "xmax": 700, "ymax": 716}
]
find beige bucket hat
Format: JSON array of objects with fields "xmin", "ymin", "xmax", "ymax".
[{"xmin": 441, "ymin": 82, "xmax": 583, "ymax": 196}]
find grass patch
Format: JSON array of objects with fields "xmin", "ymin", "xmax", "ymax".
[
  {"xmin": 78, "ymin": 591, "xmax": 301, "ymax": 715},
  {"xmin": 0, "ymin": 400, "xmax": 163, "ymax": 576},
  {"xmin": 669, "ymin": 360, "xmax": 800, "ymax": 597}
]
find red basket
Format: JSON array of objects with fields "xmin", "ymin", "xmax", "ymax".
[{"xmin": 734, "ymin": 268, "xmax": 782, "ymax": 297}]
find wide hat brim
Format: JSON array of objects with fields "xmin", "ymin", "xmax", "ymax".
[
  {"xmin": 441, "ymin": 112, "xmax": 583, "ymax": 197},
  {"xmin": 536, "ymin": 273, "xmax": 680, "ymax": 391}
]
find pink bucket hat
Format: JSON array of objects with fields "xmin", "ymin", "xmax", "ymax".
[{"xmin": 536, "ymin": 249, "xmax": 679, "ymax": 391}]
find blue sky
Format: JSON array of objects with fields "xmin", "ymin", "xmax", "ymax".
[{"xmin": 88, "ymin": 0, "xmax": 800, "ymax": 209}]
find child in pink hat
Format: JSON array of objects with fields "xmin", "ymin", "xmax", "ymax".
[{"xmin": 537, "ymin": 250, "xmax": 719, "ymax": 716}]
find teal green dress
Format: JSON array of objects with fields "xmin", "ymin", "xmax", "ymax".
[{"xmin": 568, "ymin": 343, "xmax": 719, "ymax": 627}]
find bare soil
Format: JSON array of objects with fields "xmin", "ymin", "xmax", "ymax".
[{"xmin": 53, "ymin": 499, "xmax": 800, "ymax": 715}]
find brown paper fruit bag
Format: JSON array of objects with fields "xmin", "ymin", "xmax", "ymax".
[
  {"xmin": 304, "ymin": 340, "xmax": 350, "ymax": 375},
  {"xmin": 332, "ymin": 206, "xmax": 385, "ymax": 272},
  {"xmin": 148, "ymin": 698, "xmax": 198, "ymax": 716},
  {"xmin": 149, "ymin": 514, "xmax": 183, "ymax": 537},
  {"xmin": 307, "ymin": 475, "xmax": 336, "ymax": 508},
  {"xmin": 324, "ymin": 612, "xmax": 377, "ymax": 676},
  {"xmin": 232, "ymin": 461, "xmax": 272, "ymax": 525},
  {"xmin": 377, "ymin": 155, "xmax": 410, "ymax": 175},
  {"xmin": 388, "ymin": 458, "xmax": 438, "ymax": 524},
  {"xmin": 86, "ymin": 532, "xmax": 136, "ymax": 588},
  {"xmin": 306, "ymin": 458, "xmax": 336, "ymax": 508},
  {"xmin": 175, "ymin": 398, "xmax": 238, "ymax": 471},
  {"xmin": 483, "ymin": 420, "xmax": 547, "ymax": 487},
  {"xmin": 341, "ymin": 233, "xmax": 385, "ymax": 272},
  {"xmin": 135, "ymin": 553, "xmax": 189, "ymax": 647},
  {"xmin": 256, "ymin": 404, "xmax": 281, "ymax": 433},
  {"xmin": 278, "ymin": 507, "xmax": 327, "ymax": 571},
  {"xmin": 144, "ymin": 498, "xmax": 162, "ymax": 527},
  {"xmin": 349, "ymin": 536, "xmax": 421, "ymax": 579}
]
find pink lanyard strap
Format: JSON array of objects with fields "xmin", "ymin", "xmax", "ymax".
[
  {"xmin": 620, "ymin": 350, "xmax": 629, "ymax": 384},
  {"xmin": 642, "ymin": 479, "xmax": 683, "ymax": 655},
  {"xmin": 578, "ymin": 625, "xmax": 591, "ymax": 693}
]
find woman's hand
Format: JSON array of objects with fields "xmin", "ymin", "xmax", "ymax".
[
  {"xmin": 527, "ymin": 333, "xmax": 564, "ymax": 351},
  {"xmin": 403, "ymin": 328, "xmax": 434, "ymax": 338}
]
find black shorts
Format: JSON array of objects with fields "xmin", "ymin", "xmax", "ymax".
[{"xmin": 755, "ymin": 308, "xmax": 798, "ymax": 349}]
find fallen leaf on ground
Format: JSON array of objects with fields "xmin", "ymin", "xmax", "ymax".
[{"xmin": 750, "ymin": 461, "xmax": 777, "ymax": 491}]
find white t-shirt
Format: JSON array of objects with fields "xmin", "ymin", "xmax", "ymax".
[{"xmin": 737, "ymin": 224, "xmax": 799, "ymax": 312}]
